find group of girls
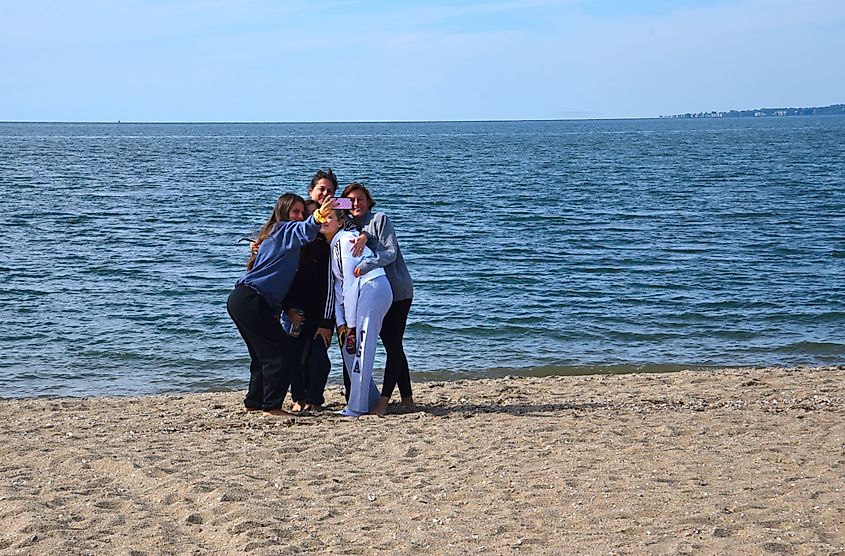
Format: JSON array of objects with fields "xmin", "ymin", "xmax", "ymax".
[{"xmin": 226, "ymin": 169, "xmax": 414, "ymax": 417}]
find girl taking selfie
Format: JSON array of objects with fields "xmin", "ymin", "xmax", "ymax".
[{"xmin": 227, "ymin": 193, "xmax": 333, "ymax": 415}]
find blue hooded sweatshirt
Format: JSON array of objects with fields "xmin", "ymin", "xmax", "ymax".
[{"xmin": 236, "ymin": 215, "xmax": 321, "ymax": 314}]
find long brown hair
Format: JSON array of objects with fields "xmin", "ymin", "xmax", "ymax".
[{"xmin": 246, "ymin": 193, "xmax": 306, "ymax": 270}]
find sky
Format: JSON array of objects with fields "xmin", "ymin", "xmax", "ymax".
[{"xmin": 1, "ymin": 0, "xmax": 844, "ymax": 121}]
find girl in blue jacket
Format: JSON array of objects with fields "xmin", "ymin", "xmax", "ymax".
[{"xmin": 227, "ymin": 193, "xmax": 332, "ymax": 416}]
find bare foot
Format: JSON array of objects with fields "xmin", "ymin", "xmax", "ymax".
[
  {"xmin": 371, "ymin": 396, "xmax": 390, "ymax": 416},
  {"xmin": 243, "ymin": 406, "xmax": 261, "ymax": 413},
  {"xmin": 303, "ymin": 403, "xmax": 322, "ymax": 412},
  {"xmin": 263, "ymin": 408, "xmax": 294, "ymax": 417},
  {"xmin": 400, "ymin": 395, "xmax": 415, "ymax": 409},
  {"xmin": 291, "ymin": 402, "xmax": 304, "ymax": 412}
]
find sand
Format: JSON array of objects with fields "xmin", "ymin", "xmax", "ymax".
[{"xmin": 0, "ymin": 365, "xmax": 843, "ymax": 555}]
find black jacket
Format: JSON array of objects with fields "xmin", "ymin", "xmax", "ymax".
[{"xmin": 283, "ymin": 235, "xmax": 334, "ymax": 329}]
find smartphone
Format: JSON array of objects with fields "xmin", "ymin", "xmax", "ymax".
[{"xmin": 331, "ymin": 197, "xmax": 353, "ymax": 210}]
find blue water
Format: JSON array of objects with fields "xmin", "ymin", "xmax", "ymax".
[{"xmin": 1, "ymin": 118, "xmax": 844, "ymax": 398}]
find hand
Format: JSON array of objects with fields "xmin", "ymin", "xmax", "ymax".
[
  {"xmin": 250, "ymin": 241, "xmax": 259, "ymax": 255},
  {"xmin": 314, "ymin": 327, "xmax": 332, "ymax": 348},
  {"xmin": 336, "ymin": 325, "xmax": 347, "ymax": 343},
  {"xmin": 313, "ymin": 196, "xmax": 335, "ymax": 223},
  {"xmin": 345, "ymin": 328, "xmax": 357, "ymax": 354},
  {"xmin": 350, "ymin": 233, "xmax": 368, "ymax": 257},
  {"xmin": 353, "ymin": 265, "xmax": 365, "ymax": 278},
  {"xmin": 286, "ymin": 308, "xmax": 305, "ymax": 327}
]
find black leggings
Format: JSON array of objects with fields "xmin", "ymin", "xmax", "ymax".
[{"xmin": 380, "ymin": 298, "xmax": 413, "ymax": 399}]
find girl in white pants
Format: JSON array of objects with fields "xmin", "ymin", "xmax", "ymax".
[{"xmin": 321, "ymin": 210, "xmax": 393, "ymax": 416}]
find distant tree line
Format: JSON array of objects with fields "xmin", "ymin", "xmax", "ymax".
[{"xmin": 665, "ymin": 104, "xmax": 845, "ymax": 118}]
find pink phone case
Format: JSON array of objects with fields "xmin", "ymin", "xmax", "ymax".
[{"xmin": 332, "ymin": 197, "xmax": 353, "ymax": 210}]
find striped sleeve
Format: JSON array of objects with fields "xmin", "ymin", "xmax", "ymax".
[
  {"xmin": 329, "ymin": 239, "xmax": 346, "ymax": 327},
  {"xmin": 323, "ymin": 244, "xmax": 337, "ymax": 326}
]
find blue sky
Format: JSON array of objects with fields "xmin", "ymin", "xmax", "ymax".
[{"xmin": 2, "ymin": 0, "xmax": 843, "ymax": 121}]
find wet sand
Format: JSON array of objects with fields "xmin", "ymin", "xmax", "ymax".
[{"xmin": 1, "ymin": 365, "xmax": 843, "ymax": 555}]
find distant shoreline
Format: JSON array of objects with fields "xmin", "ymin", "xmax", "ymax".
[{"xmin": 664, "ymin": 103, "xmax": 845, "ymax": 119}]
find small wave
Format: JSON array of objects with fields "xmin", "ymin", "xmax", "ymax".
[
  {"xmin": 602, "ymin": 330, "xmax": 687, "ymax": 342},
  {"xmin": 775, "ymin": 341, "xmax": 845, "ymax": 355},
  {"xmin": 58, "ymin": 215, "xmax": 96, "ymax": 225},
  {"xmin": 720, "ymin": 211, "xmax": 777, "ymax": 219}
]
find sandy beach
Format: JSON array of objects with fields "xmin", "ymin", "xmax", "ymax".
[{"xmin": 1, "ymin": 365, "xmax": 842, "ymax": 555}]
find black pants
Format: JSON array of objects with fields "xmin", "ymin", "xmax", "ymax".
[
  {"xmin": 342, "ymin": 298, "xmax": 413, "ymax": 400},
  {"xmin": 289, "ymin": 322, "xmax": 332, "ymax": 406},
  {"xmin": 227, "ymin": 284, "xmax": 296, "ymax": 410}
]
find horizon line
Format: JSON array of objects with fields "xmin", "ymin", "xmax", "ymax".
[{"xmin": 0, "ymin": 116, "xmax": 658, "ymax": 125}]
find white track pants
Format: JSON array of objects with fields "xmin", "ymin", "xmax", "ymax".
[{"xmin": 343, "ymin": 276, "xmax": 393, "ymax": 414}]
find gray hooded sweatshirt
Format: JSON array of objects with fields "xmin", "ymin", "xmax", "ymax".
[{"xmin": 355, "ymin": 211, "xmax": 414, "ymax": 302}]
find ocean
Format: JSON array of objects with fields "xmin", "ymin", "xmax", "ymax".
[{"xmin": 1, "ymin": 117, "xmax": 843, "ymax": 398}]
